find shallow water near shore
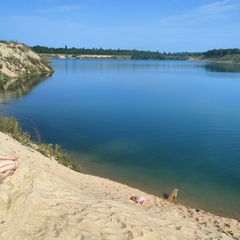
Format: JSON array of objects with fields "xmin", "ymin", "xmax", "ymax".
[{"xmin": 1, "ymin": 59, "xmax": 240, "ymax": 220}]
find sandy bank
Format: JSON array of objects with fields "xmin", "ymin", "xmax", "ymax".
[
  {"xmin": 41, "ymin": 53, "xmax": 131, "ymax": 60},
  {"xmin": 0, "ymin": 131, "xmax": 239, "ymax": 239},
  {"xmin": 0, "ymin": 41, "xmax": 53, "ymax": 81}
]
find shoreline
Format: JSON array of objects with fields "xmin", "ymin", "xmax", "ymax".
[
  {"xmin": 188, "ymin": 56, "xmax": 240, "ymax": 64},
  {"xmin": 0, "ymin": 130, "xmax": 239, "ymax": 239},
  {"xmin": 40, "ymin": 53, "xmax": 132, "ymax": 60},
  {"xmin": 73, "ymin": 153, "xmax": 240, "ymax": 221},
  {"xmin": 41, "ymin": 53, "xmax": 240, "ymax": 65}
]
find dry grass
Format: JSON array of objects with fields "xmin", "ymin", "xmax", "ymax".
[{"xmin": 0, "ymin": 116, "xmax": 81, "ymax": 172}]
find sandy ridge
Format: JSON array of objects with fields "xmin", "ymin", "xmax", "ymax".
[
  {"xmin": 0, "ymin": 131, "xmax": 239, "ymax": 240},
  {"xmin": 0, "ymin": 41, "xmax": 53, "ymax": 80}
]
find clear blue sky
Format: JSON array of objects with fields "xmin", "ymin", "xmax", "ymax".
[{"xmin": 1, "ymin": 0, "xmax": 240, "ymax": 52}]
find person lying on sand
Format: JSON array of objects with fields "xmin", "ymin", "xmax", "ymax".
[
  {"xmin": 0, "ymin": 154, "xmax": 19, "ymax": 173},
  {"xmin": 130, "ymin": 196, "xmax": 146, "ymax": 205}
]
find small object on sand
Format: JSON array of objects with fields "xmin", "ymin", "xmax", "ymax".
[
  {"xmin": 167, "ymin": 188, "xmax": 178, "ymax": 202},
  {"xmin": 225, "ymin": 223, "xmax": 230, "ymax": 228},
  {"xmin": 130, "ymin": 196, "xmax": 146, "ymax": 205},
  {"xmin": 227, "ymin": 230, "xmax": 233, "ymax": 235}
]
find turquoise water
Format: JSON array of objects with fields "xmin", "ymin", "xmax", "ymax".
[{"xmin": 1, "ymin": 59, "xmax": 240, "ymax": 220}]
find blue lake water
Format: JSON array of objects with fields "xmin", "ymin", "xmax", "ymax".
[{"xmin": 1, "ymin": 59, "xmax": 240, "ymax": 220}]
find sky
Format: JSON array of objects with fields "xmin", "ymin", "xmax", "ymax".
[{"xmin": 0, "ymin": 0, "xmax": 240, "ymax": 52}]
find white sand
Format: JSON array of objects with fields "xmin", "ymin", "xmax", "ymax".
[{"xmin": 0, "ymin": 131, "xmax": 239, "ymax": 240}]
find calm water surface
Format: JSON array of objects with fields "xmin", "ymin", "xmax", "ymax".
[{"xmin": 1, "ymin": 59, "xmax": 240, "ymax": 220}]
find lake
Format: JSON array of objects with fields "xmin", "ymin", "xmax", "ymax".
[{"xmin": 1, "ymin": 59, "xmax": 240, "ymax": 220}]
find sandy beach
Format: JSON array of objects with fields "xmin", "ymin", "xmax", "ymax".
[{"xmin": 0, "ymin": 131, "xmax": 239, "ymax": 240}]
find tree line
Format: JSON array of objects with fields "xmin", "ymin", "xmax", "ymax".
[
  {"xmin": 204, "ymin": 48, "xmax": 240, "ymax": 57},
  {"xmin": 31, "ymin": 45, "xmax": 202, "ymax": 60},
  {"xmin": 31, "ymin": 45, "xmax": 239, "ymax": 60}
]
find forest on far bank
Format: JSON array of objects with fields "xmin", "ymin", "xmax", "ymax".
[{"xmin": 31, "ymin": 45, "xmax": 240, "ymax": 61}]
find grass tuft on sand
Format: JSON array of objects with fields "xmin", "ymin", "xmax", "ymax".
[{"xmin": 0, "ymin": 116, "xmax": 81, "ymax": 172}]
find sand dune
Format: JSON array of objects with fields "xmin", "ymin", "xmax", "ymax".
[{"xmin": 0, "ymin": 131, "xmax": 239, "ymax": 240}]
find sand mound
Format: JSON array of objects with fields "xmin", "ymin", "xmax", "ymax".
[
  {"xmin": 0, "ymin": 131, "xmax": 239, "ymax": 240},
  {"xmin": 0, "ymin": 41, "xmax": 53, "ymax": 81}
]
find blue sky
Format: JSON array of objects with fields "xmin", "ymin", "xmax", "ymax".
[{"xmin": 1, "ymin": 0, "xmax": 240, "ymax": 52}]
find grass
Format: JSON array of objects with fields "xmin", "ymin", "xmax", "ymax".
[
  {"xmin": 191, "ymin": 54, "xmax": 240, "ymax": 64},
  {"xmin": 0, "ymin": 116, "xmax": 81, "ymax": 172}
]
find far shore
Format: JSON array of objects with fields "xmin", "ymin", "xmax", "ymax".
[
  {"xmin": 40, "ymin": 53, "xmax": 132, "ymax": 60},
  {"xmin": 188, "ymin": 56, "xmax": 240, "ymax": 64},
  {"xmin": 41, "ymin": 53, "xmax": 240, "ymax": 65}
]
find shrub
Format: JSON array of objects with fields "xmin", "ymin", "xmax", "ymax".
[{"xmin": 0, "ymin": 116, "xmax": 81, "ymax": 172}]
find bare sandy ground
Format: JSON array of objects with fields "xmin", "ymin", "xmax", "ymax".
[
  {"xmin": 40, "ymin": 53, "xmax": 131, "ymax": 60},
  {"xmin": 0, "ymin": 42, "xmax": 53, "ymax": 80},
  {"xmin": 0, "ymin": 131, "xmax": 239, "ymax": 240}
]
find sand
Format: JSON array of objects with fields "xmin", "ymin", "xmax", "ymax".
[
  {"xmin": 0, "ymin": 42, "xmax": 53, "ymax": 80},
  {"xmin": 0, "ymin": 131, "xmax": 239, "ymax": 240},
  {"xmin": 40, "ymin": 53, "xmax": 131, "ymax": 60}
]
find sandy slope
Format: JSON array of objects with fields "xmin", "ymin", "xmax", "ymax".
[
  {"xmin": 0, "ymin": 41, "xmax": 53, "ymax": 80},
  {"xmin": 0, "ymin": 131, "xmax": 239, "ymax": 240}
]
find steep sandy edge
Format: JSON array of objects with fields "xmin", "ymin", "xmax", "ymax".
[{"xmin": 0, "ymin": 41, "xmax": 53, "ymax": 80}]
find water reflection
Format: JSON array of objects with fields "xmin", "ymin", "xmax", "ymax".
[
  {"xmin": 0, "ymin": 74, "xmax": 53, "ymax": 104},
  {"xmin": 61, "ymin": 59, "xmax": 240, "ymax": 73},
  {"xmin": 205, "ymin": 62, "xmax": 240, "ymax": 73}
]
